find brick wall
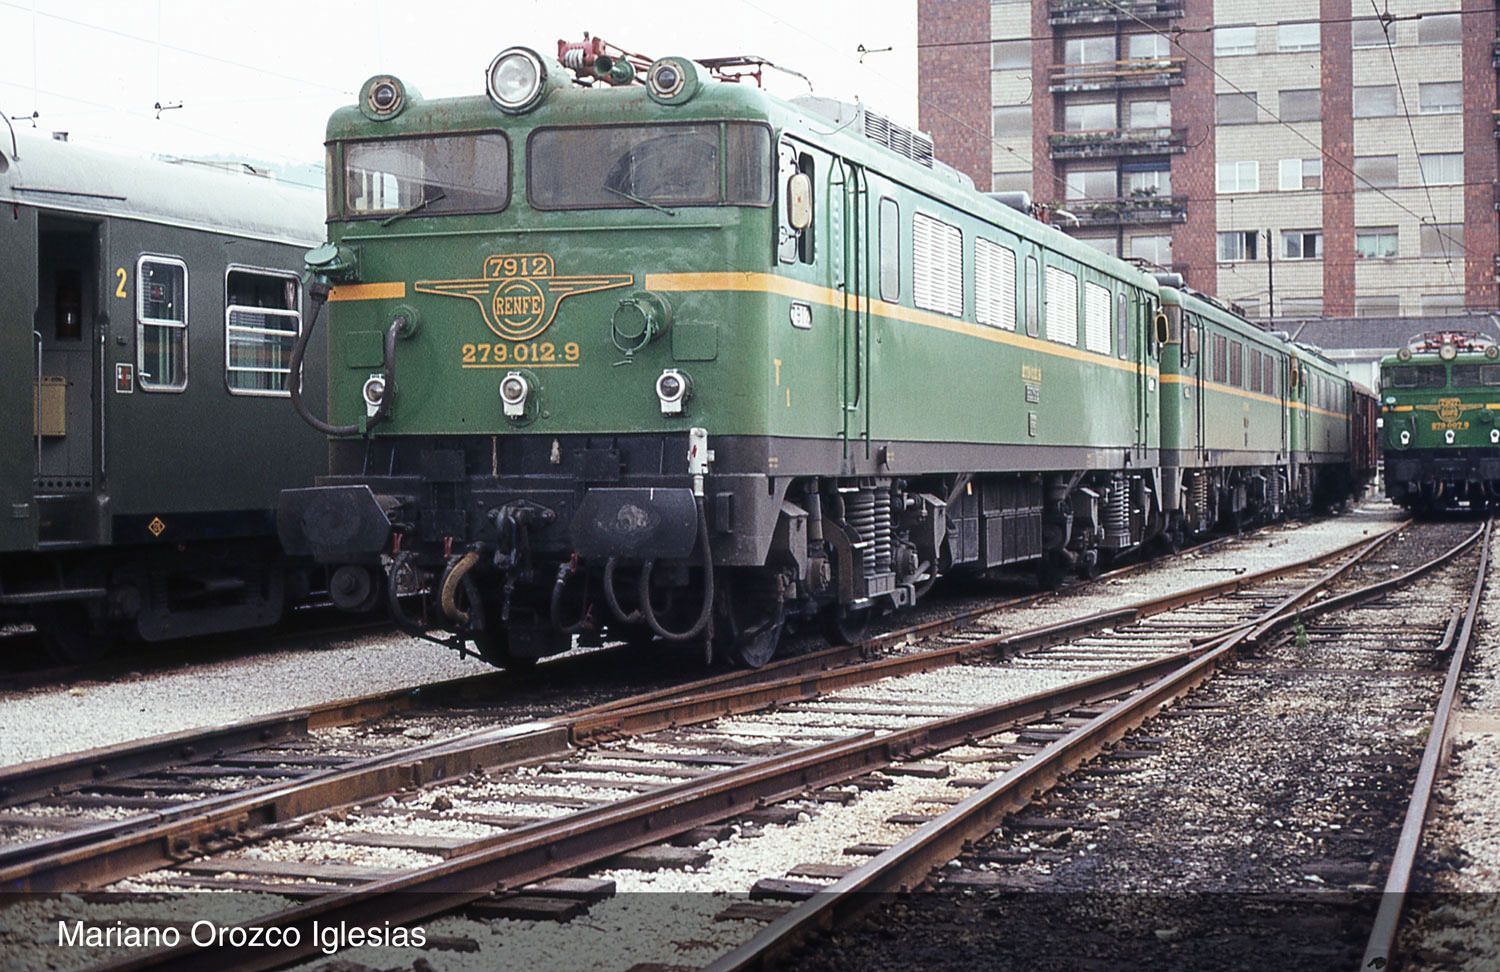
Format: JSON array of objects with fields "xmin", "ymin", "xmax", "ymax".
[
  {"xmin": 917, "ymin": 0, "xmax": 992, "ymax": 189},
  {"xmin": 1320, "ymin": 0, "xmax": 1354, "ymax": 317},
  {"xmin": 1173, "ymin": 0, "xmax": 1216, "ymax": 294},
  {"xmin": 1463, "ymin": 0, "xmax": 1499, "ymax": 310}
]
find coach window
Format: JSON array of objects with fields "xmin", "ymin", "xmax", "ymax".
[
  {"xmin": 225, "ymin": 268, "xmax": 302, "ymax": 396},
  {"xmin": 137, "ymin": 256, "xmax": 188, "ymax": 392},
  {"xmin": 1024, "ymin": 256, "xmax": 1040, "ymax": 337},
  {"xmin": 975, "ymin": 237, "xmax": 1017, "ymax": 330},
  {"xmin": 879, "ymin": 197, "xmax": 900, "ymax": 301}
]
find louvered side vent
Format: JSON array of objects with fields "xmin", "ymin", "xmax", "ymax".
[{"xmin": 862, "ymin": 109, "xmax": 935, "ymax": 169}]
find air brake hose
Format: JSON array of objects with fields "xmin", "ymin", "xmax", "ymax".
[
  {"xmin": 289, "ymin": 281, "xmax": 399, "ymax": 435},
  {"xmin": 550, "ymin": 559, "xmax": 591, "ymax": 634},
  {"xmin": 637, "ymin": 498, "xmax": 714, "ymax": 642},
  {"xmin": 439, "ymin": 550, "xmax": 482, "ymax": 626},
  {"xmin": 602, "ymin": 558, "xmax": 642, "ymax": 623}
]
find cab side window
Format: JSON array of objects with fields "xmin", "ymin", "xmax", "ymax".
[
  {"xmin": 777, "ymin": 143, "xmax": 816, "ymax": 266},
  {"xmin": 138, "ymin": 256, "xmax": 188, "ymax": 392}
]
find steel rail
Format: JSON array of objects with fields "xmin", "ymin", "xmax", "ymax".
[
  {"xmin": 707, "ymin": 521, "xmax": 1480, "ymax": 972},
  {"xmin": 0, "ymin": 522, "xmax": 1405, "ymax": 893},
  {"xmin": 1360, "ymin": 519, "xmax": 1492, "ymax": 971}
]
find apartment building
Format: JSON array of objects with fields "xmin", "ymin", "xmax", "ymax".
[{"xmin": 916, "ymin": 0, "xmax": 1499, "ymax": 319}]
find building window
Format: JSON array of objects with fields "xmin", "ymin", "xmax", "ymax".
[
  {"xmin": 1351, "ymin": 18, "xmax": 1390, "ymax": 48},
  {"xmin": 1417, "ymin": 13, "xmax": 1461, "ymax": 46},
  {"xmin": 1065, "ymin": 167, "xmax": 1117, "ymax": 201},
  {"xmin": 1281, "ymin": 297, "xmax": 1322, "ymax": 318},
  {"xmin": 1421, "ymin": 223, "xmax": 1464, "ymax": 258},
  {"xmin": 879, "ymin": 197, "xmax": 900, "ymax": 302},
  {"xmin": 1353, "ymin": 155, "xmax": 1398, "ymax": 190},
  {"xmin": 1214, "ymin": 26, "xmax": 1257, "ymax": 56},
  {"xmin": 1281, "ymin": 230, "xmax": 1321, "ymax": 260},
  {"xmin": 1216, "ymin": 160, "xmax": 1259, "ymax": 193},
  {"xmin": 137, "ymin": 256, "xmax": 188, "ymax": 393},
  {"xmin": 1127, "ymin": 33, "xmax": 1170, "ymax": 60},
  {"xmin": 1064, "ymin": 101, "xmax": 1117, "ymax": 132},
  {"xmin": 1278, "ymin": 89, "xmax": 1320, "ymax": 123},
  {"xmin": 1127, "ymin": 234, "xmax": 1173, "ymax": 265},
  {"xmin": 1044, "ymin": 265, "xmax": 1080, "ymax": 346},
  {"xmin": 1065, "ymin": 35, "xmax": 1115, "ymax": 66},
  {"xmin": 975, "ymin": 237, "xmax": 1017, "ymax": 330},
  {"xmin": 1083, "ymin": 281, "xmax": 1112, "ymax": 355},
  {"xmin": 1422, "ymin": 293, "xmax": 1467, "ymax": 316},
  {"xmin": 912, "ymin": 212, "xmax": 963, "ymax": 317},
  {"xmin": 1276, "ymin": 22, "xmax": 1320, "ymax": 53},
  {"xmin": 1278, "ymin": 158, "xmax": 1321, "ymax": 191},
  {"xmin": 1419, "ymin": 82, "xmax": 1461, "ymax": 115},
  {"xmin": 1127, "ymin": 100, "xmax": 1171, "ymax": 130},
  {"xmin": 1239, "ymin": 299, "xmax": 1262, "ymax": 320},
  {"xmin": 1355, "ymin": 227, "xmax": 1399, "ymax": 259},
  {"xmin": 991, "ymin": 40, "xmax": 1030, "ymax": 70},
  {"xmin": 1355, "ymin": 295, "xmax": 1401, "ymax": 318},
  {"xmin": 992, "ymin": 171, "xmax": 1032, "ymax": 193},
  {"xmin": 1126, "ymin": 167, "xmax": 1171, "ymax": 197},
  {"xmin": 1217, "ymin": 230, "xmax": 1259, "ymax": 262},
  {"xmin": 225, "ymin": 268, "xmax": 301, "ymax": 396},
  {"xmin": 1353, "ymin": 85, "xmax": 1397, "ymax": 118},
  {"xmin": 993, "ymin": 104, "xmax": 1031, "ymax": 137},
  {"xmin": 1078, "ymin": 236, "xmax": 1119, "ymax": 257},
  {"xmin": 1216, "ymin": 92, "xmax": 1259, "ymax": 125},
  {"xmin": 1418, "ymin": 152, "xmax": 1462, "ymax": 185}
]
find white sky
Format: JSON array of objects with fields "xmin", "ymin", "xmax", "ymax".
[{"xmin": 0, "ymin": 0, "xmax": 917, "ymax": 186}]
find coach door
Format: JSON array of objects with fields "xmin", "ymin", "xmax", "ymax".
[
  {"xmin": 830, "ymin": 155, "xmax": 871, "ymax": 460},
  {"xmin": 33, "ymin": 215, "xmax": 102, "ymax": 546}
]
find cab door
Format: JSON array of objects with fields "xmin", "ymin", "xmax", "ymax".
[{"xmin": 830, "ymin": 156, "xmax": 870, "ymax": 460}]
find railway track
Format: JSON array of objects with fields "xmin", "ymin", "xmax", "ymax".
[
  {"xmin": 0, "ymin": 517, "xmax": 1426, "ymax": 971},
  {"xmin": 718, "ymin": 519, "xmax": 1490, "ymax": 972}
]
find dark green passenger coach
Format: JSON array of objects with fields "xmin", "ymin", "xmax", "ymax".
[
  {"xmin": 279, "ymin": 43, "xmax": 1374, "ymax": 668},
  {"xmin": 1, "ymin": 134, "xmax": 327, "ymax": 657}
]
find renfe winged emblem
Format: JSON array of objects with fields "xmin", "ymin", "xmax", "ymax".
[{"xmin": 415, "ymin": 253, "xmax": 632, "ymax": 342}]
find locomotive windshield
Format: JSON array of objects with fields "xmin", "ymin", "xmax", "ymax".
[
  {"xmin": 343, "ymin": 133, "xmax": 510, "ymax": 217},
  {"xmin": 1450, "ymin": 364, "xmax": 1500, "ymax": 387},
  {"xmin": 528, "ymin": 122, "xmax": 771, "ymax": 210},
  {"xmin": 1384, "ymin": 364, "xmax": 1446, "ymax": 389}
]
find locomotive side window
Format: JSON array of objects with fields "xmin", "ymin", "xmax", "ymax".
[
  {"xmin": 1386, "ymin": 365, "xmax": 1445, "ymax": 389},
  {"xmin": 1082, "ymin": 281, "xmax": 1110, "ymax": 354},
  {"xmin": 795, "ymin": 152, "xmax": 816, "ymax": 264},
  {"xmin": 1264, "ymin": 353, "xmax": 1276, "ymax": 395},
  {"xmin": 1116, "ymin": 291, "xmax": 1128, "ymax": 359},
  {"xmin": 225, "ymin": 268, "xmax": 302, "ymax": 397},
  {"xmin": 344, "ymin": 133, "xmax": 509, "ymax": 217},
  {"xmin": 912, "ymin": 211, "xmax": 963, "ymax": 317},
  {"xmin": 1211, "ymin": 333, "xmax": 1227, "ymax": 383},
  {"xmin": 1229, "ymin": 340, "xmax": 1243, "ymax": 387},
  {"xmin": 1450, "ymin": 364, "xmax": 1500, "ymax": 386},
  {"xmin": 137, "ymin": 256, "xmax": 188, "ymax": 393},
  {"xmin": 974, "ymin": 237, "xmax": 1016, "ymax": 330},
  {"xmin": 879, "ymin": 197, "xmax": 901, "ymax": 301},
  {"xmin": 1249, "ymin": 349, "xmax": 1262, "ymax": 392},
  {"xmin": 1024, "ymin": 256, "xmax": 1039, "ymax": 337},
  {"xmin": 1042, "ymin": 265, "xmax": 1079, "ymax": 346}
]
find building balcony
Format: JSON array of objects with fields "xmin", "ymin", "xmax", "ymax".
[
  {"xmin": 1048, "ymin": 0, "xmax": 1184, "ymax": 27},
  {"xmin": 1067, "ymin": 194, "xmax": 1188, "ymax": 227},
  {"xmin": 1048, "ymin": 127, "xmax": 1188, "ymax": 160},
  {"xmin": 1049, "ymin": 57, "xmax": 1186, "ymax": 94}
]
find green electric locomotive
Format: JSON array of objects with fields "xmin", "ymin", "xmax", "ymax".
[
  {"xmin": 1381, "ymin": 331, "xmax": 1500, "ymax": 512},
  {"xmin": 278, "ymin": 39, "xmax": 1371, "ymax": 668}
]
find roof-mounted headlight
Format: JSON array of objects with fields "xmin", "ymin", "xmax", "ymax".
[
  {"xmin": 487, "ymin": 47, "xmax": 551, "ymax": 114},
  {"xmin": 646, "ymin": 56, "xmax": 708, "ymax": 105},
  {"xmin": 359, "ymin": 75, "xmax": 413, "ymax": 121}
]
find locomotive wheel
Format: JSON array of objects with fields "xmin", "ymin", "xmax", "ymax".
[
  {"xmin": 820, "ymin": 605, "xmax": 871, "ymax": 646},
  {"xmin": 470, "ymin": 625, "xmax": 538, "ymax": 670},
  {"xmin": 720, "ymin": 569, "xmax": 786, "ymax": 668}
]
